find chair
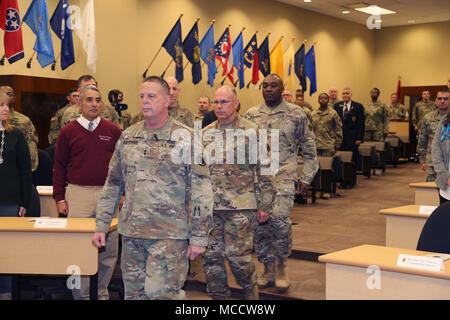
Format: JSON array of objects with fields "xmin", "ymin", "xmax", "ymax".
[
  {"xmin": 416, "ymin": 202, "xmax": 450, "ymax": 254},
  {"xmin": 335, "ymin": 151, "xmax": 356, "ymax": 187},
  {"xmin": 27, "ymin": 185, "xmax": 41, "ymax": 217},
  {"xmin": 32, "ymin": 149, "xmax": 53, "ymax": 186}
]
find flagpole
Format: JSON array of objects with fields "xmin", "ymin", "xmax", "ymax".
[
  {"xmin": 161, "ymin": 59, "xmax": 173, "ymax": 78},
  {"xmin": 0, "ymin": 55, "xmax": 5, "ymax": 66},
  {"xmin": 26, "ymin": 51, "xmax": 36, "ymax": 69},
  {"xmin": 143, "ymin": 13, "xmax": 183, "ymax": 79},
  {"xmin": 51, "ymin": 52, "xmax": 61, "ymax": 71},
  {"xmin": 183, "ymin": 17, "xmax": 201, "ymax": 71},
  {"xmin": 201, "ymin": 19, "xmax": 215, "ymax": 69}
]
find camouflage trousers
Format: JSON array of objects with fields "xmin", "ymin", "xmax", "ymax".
[
  {"xmin": 426, "ymin": 165, "xmax": 437, "ymax": 182},
  {"xmin": 365, "ymin": 130, "xmax": 384, "ymax": 142},
  {"xmin": 203, "ymin": 210, "xmax": 257, "ymax": 299},
  {"xmin": 317, "ymin": 149, "xmax": 336, "ymax": 157},
  {"xmin": 254, "ymin": 181, "xmax": 294, "ymax": 264},
  {"xmin": 121, "ymin": 236, "xmax": 189, "ymax": 300}
]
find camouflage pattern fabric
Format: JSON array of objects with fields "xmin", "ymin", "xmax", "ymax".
[
  {"xmin": 203, "ymin": 210, "xmax": 257, "ymax": 299},
  {"xmin": 417, "ymin": 109, "xmax": 444, "ymax": 182},
  {"xmin": 48, "ymin": 104, "xmax": 70, "ymax": 145},
  {"xmin": 311, "ymin": 107, "xmax": 343, "ymax": 154},
  {"xmin": 412, "ymin": 101, "xmax": 435, "ymax": 129},
  {"xmin": 9, "ymin": 110, "xmax": 39, "ymax": 172},
  {"xmin": 121, "ymin": 237, "xmax": 188, "ymax": 300},
  {"xmin": 364, "ymin": 101, "xmax": 389, "ymax": 141},
  {"xmin": 129, "ymin": 105, "xmax": 194, "ymax": 128},
  {"xmin": 388, "ymin": 103, "xmax": 407, "ymax": 120},
  {"xmin": 253, "ymin": 181, "xmax": 295, "ymax": 263},
  {"xmin": 120, "ymin": 110, "xmax": 132, "ymax": 130}
]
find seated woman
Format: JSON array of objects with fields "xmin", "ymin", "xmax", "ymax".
[
  {"xmin": 0, "ymin": 91, "xmax": 32, "ymax": 300},
  {"xmin": 431, "ymin": 90, "xmax": 450, "ymax": 205}
]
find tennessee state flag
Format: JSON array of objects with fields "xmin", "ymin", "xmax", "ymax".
[{"xmin": 0, "ymin": 0, "xmax": 24, "ymax": 63}]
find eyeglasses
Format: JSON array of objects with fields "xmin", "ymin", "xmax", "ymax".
[
  {"xmin": 437, "ymin": 97, "xmax": 449, "ymax": 101},
  {"xmin": 214, "ymin": 100, "xmax": 232, "ymax": 106}
]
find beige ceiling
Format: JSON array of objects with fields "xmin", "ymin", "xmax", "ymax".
[{"xmin": 276, "ymin": 0, "xmax": 450, "ymax": 27}]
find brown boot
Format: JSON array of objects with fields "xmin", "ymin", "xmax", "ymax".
[
  {"xmin": 257, "ymin": 262, "xmax": 275, "ymax": 288},
  {"xmin": 275, "ymin": 258, "xmax": 290, "ymax": 292},
  {"xmin": 244, "ymin": 285, "xmax": 259, "ymax": 300}
]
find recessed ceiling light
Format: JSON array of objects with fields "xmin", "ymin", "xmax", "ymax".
[
  {"xmin": 408, "ymin": 20, "xmax": 415, "ymax": 23},
  {"xmin": 342, "ymin": 10, "xmax": 350, "ymax": 14},
  {"xmin": 355, "ymin": 5, "xmax": 396, "ymax": 15},
  {"xmin": 304, "ymin": 0, "xmax": 312, "ymax": 3}
]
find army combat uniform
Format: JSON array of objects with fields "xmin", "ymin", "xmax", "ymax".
[
  {"xmin": 417, "ymin": 109, "xmax": 445, "ymax": 182},
  {"xmin": 388, "ymin": 103, "xmax": 407, "ymax": 120},
  {"xmin": 61, "ymin": 104, "xmax": 122, "ymax": 129},
  {"xmin": 119, "ymin": 110, "xmax": 132, "ymax": 131},
  {"xmin": 129, "ymin": 105, "xmax": 194, "ymax": 128},
  {"xmin": 48, "ymin": 104, "xmax": 70, "ymax": 145},
  {"xmin": 311, "ymin": 107, "xmax": 343, "ymax": 156},
  {"xmin": 9, "ymin": 109, "xmax": 39, "ymax": 172},
  {"xmin": 364, "ymin": 101, "xmax": 389, "ymax": 141},
  {"xmin": 412, "ymin": 101, "xmax": 435, "ymax": 130},
  {"xmin": 95, "ymin": 117, "xmax": 213, "ymax": 300},
  {"xmin": 245, "ymin": 100, "xmax": 318, "ymax": 289},
  {"xmin": 202, "ymin": 115, "xmax": 274, "ymax": 300}
]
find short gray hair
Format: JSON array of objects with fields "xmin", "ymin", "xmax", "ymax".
[{"xmin": 80, "ymin": 85, "xmax": 101, "ymax": 101}]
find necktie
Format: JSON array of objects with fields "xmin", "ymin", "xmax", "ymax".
[
  {"xmin": 88, "ymin": 121, "xmax": 94, "ymax": 132},
  {"xmin": 344, "ymin": 104, "xmax": 349, "ymax": 119}
]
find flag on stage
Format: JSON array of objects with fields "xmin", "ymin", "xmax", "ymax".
[
  {"xmin": 305, "ymin": 45, "xmax": 316, "ymax": 95},
  {"xmin": 232, "ymin": 31, "xmax": 244, "ymax": 89},
  {"xmin": 283, "ymin": 40, "xmax": 295, "ymax": 90},
  {"xmin": 23, "ymin": 0, "xmax": 55, "ymax": 68},
  {"xmin": 50, "ymin": 0, "xmax": 75, "ymax": 70},
  {"xmin": 252, "ymin": 47, "xmax": 259, "ymax": 85},
  {"xmin": 215, "ymin": 27, "xmax": 234, "ymax": 81},
  {"xmin": 162, "ymin": 18, "xmax": 183, "ymax": 82},
  {"xmin": 199, "ymin": 24, "xmax": 217, "ymax": 87},
  {"xmin": 76, "ymin": 0, "xmax": 97, "ymax": 73},
  {"xmin": 183, "ymin": 21, "xmax": 201, "ymax": 84},
  {"xmin": 258, "ymin": 36, "xmax": 270, "ymax": 77},
  {"xmin": 294, "ymin": 44, "xmax": 306, "ymax": 93},
  {"xmin": 396, "ymin": 76, "xmax": 401, "ymax": 96},
  {"xmin": 0, "ymin": 0, "xmax": 24, "ymax": 63},
  {"xmin": 270, "ymin": 38, "xmax": 284, "ymax": 80},
  {"xmin": 243, "ymin": 33, "xmax": 257, "ymax": 69}
]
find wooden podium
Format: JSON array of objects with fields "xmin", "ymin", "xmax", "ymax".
[{"xmin": 0, "ymin": 75, "xmax": 77, "ymax": 149}]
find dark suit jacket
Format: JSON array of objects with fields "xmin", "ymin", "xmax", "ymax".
[
  {"xmin": 202, "ymin": 109, "xmax": 217, "ymax": 128},
  {"xmin": 334, "ymin": 100, "xmax": 365, "ymax": 150}
]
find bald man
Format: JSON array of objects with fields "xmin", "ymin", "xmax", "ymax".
[{"xmin": 328, "ymin": 87, "xmax": 339, "ymax": 108}]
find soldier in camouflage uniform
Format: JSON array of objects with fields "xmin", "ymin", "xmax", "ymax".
[
  {"xmin": 129, "ymin": 76, "xmax": 194, "ymax": 128},
  {"xmin": 245, "ymin": 74, "xmax": 319, "ymax": 292},
  {"xmin": 48, "ymin": 88, "xmax": 79, "ymax": 146},
  {"xmin": 295, "ymin": 94, "xmax": 313, "ymax": 126},
  {"xmin": 412, "ymin": 90, "xmax": 435, "ymax": 132},
  {"xmin": 364, "ymin": 88, "xmax": 389, "ymax": 142},
  {"xmin": 92, "ymin": 76, "xmax": 213, "ymax": 300},
  {"xmin": 194, "ymin": 95, "xmax": 211, "ymax": 122},
  {"xmin": 311, "ymin": 93, "xmax": 343, "ymax": 157},
  {"xmin": 202, "ymin": 86, "xmax": 274, "ymax": 300},
  {"xmin": 294, "ymin": 89, "xmax": 313, "ymax": 111},
  {"xmin": 417, "ymin": 94, "xmax": 447, "ymax": 182},
  {"xmin": 328, "ymin": 87, "xmax": 339, "ymax": 108},
  {"xmin": 388, "ymin": 93, "xmax": 408, "ymax": 120},
  {"xmin": 0, "ymin": 86, "xmax": 39, "ymax": 172},
  {"xmin": 60, "ymin": 75, "xmax": 122, "ymax": 129}
]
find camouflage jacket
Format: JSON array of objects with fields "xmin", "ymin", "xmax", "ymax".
[
  {"xmin": 202, "ymin": 115, "xmax": 274, "ymax": 213},
  {"xmin": 388, "ymin": 103, "xmax": 407, "ymax": 120},
  {"xmin": 95, "ymin": 116, "xmax": 213, "ymax": 247},
  {"xmin": 245, "ymin": 100, "xmax": 319, "ymax": 184},
  {"xmin": 61, "ymin": 104, "xmax": 122, "ymax": 129},
  {"xmin": 9, "ymin": 110, "xmax": 39, "ymax": 172},
  {"xmin": 311, "ymin": 107, "xmax": 343, "ymax": 151},
  {"xmin": 129, "ymin": 105, "xmax": 194, "ymax": 128},
  {"xmin": 417, "ymin": 109, "xmax": 445, "ymax": 166},
  {"xmin": 48, "ymin": 104, "xmax": 70, "ymax": 145},
  {"xmin": 120, "ymin": 110, "xmax": 132, "ymax": 130},
  {"xmin": 364, "ymin": 101, "xmax": 389, "ymax": 135},
  {"xmin": 412, "ymin": 101, "xmax": 435, "ymax": 129}
]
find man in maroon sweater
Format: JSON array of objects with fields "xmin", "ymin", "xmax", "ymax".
[{"xmin": 53, "ymin": 85, "xmax": 121, "ymax": 300}]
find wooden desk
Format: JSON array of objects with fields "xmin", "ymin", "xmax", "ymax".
[
  {"xmin": 319, "ymin": 244, "xmax": 450, "ymax": 300},
  {"xmin": 379, "ymin": 205, "xmax": 430, "ymax": 249},
  {"xmin": 37, "ymin": 187, "xmax": 58, "ymax": 217},
  {"xmin": 409, "ymin": 182, "xmax": 439, "ymax": 206},
  {"xmin": 0, "ymin": 217, "xmax": 118, "ymax": 299}
]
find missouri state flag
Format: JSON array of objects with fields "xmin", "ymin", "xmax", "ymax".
[{"xmin": 0, "ymin": 0, "xmax": 24, "ymax": 63}]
